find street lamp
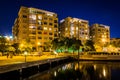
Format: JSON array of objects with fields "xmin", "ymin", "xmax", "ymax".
[{"xmin": 24, "ymin": 51, "xmax": 27, "ymax": 62}]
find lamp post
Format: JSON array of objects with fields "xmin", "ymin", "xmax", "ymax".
[{"xmin": 24, "ymin": 51, "xmax": 27, "ymax": 62}]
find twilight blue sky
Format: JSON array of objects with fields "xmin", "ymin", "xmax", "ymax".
[{"xmin": 0, "ymin": 0, "xmax": 120, "ymax": 38}]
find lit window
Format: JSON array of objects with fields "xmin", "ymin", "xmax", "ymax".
[
  {"xmin": 49, "ymin": 28, "xmax": 52, "ymax": 31},
  {"xmin": 47, "ymin": 13, "xmax": 53, "ymax": 16},
  {"xmin": 86, "ymin": 36, "xmax": 88, "ymax": 39},
  {"xmin": 29, "ymin": 26, "xmax": 36, "ymax": 29},
  {"xmin": 29, "ymin": 14, "xmax": 36, "ymax": 20},
  {"xmin": 85, "ymin": 30, "xmax": 88, "ymax": 32},
  {"xmin": 38, "ymin": 15, "xmax": 42, "ymax": 20},
  {"xmin": 71, "ymin": 27, "xmax": 74, "ymax": 30},
  {"xmin": 76, "ymin": 27, "xmax": 78, "ymax": 30},
  {"xmin": 38, "ymin": 21, "xmax": 41, "ymax": 25},
  {"xmin": 65, "ymin": 28, "xmax": 68, "ymax": 30},
  {"xmin": 44, "ymin": 27, "xmax": 47, "ymax": 30}
]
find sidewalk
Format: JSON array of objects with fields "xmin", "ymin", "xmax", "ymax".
[{"xmin": 0, "ymin": 55, "xmax": 63, "ymax": 66}]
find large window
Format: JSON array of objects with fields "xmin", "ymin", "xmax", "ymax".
[{"xmin": 29, "ymin": 14, "xmax": 36, "ymax": 20}]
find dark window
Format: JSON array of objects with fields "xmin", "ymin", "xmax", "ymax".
[
  {"xmin": 49, "ymin": 33, "xmax": 52, "ymax": 35},
  {"xmin": 54, "ymin": 34, "xmax": 57, "ymax": 37},
  {"xmin": 44, "ymin": 32, "xmax": 47, "ymax": 34},
  {"xmin": 31, "ymin": 31, "xmax": 36, "ymax": 34},
  {"xmin": 38, "ymin": 26, "xmax": 43, "ymax": 30},
  {"xmin": 49, "ymin": 23, "xmax": 53, "ymax": 26},
  {"xmin": 54, "ymin": 20, "xmax": 57, "ymax": 23},
  {"xmin": 30, "ymin": 36, "xmax": 36, "ymax": 39},
  {"xmin": 44, "ymin": 17, "xmax": 47, "ymax": 20},
  {"xmin": 49, "ymin": 18, "xmax": 53, "ymax": 20},
  {"xmin": 38, "ymin": 37, "xmax": 42, "ymax": 39},
  {"xmin": 44, "ymin": 22, "xmax": 47, "ymax": 25},
  {"xmin": 54, "ymin": 25, "xmax": 57, "ymax": 28},
  {"xmin": 49, "ymin": 37, "xmax": 52, "ymax": 40},
  {"xmin": 38, "ymin": 32, "xmax": 42, "ymax": 34},
  {"xmin": 23, "ymin": 15, "xmax": 27, "ymax": 18},
  {"xmin": 98, "ymin": 29, "xmax": 101, "ymax": 31}
]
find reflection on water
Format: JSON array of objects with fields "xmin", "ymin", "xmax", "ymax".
[{"xmin": 28, "ymin": 61, "xmax": 120, "ymax": 80}]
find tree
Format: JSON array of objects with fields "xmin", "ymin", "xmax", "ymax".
[
  {"xmin": 19, "ymin": 38, "xmax": 32, "ymax": 53},
  {"xmin": 84, "ymin": 40, "xmax": 96, "ymax": 51},
  {"xmin": 12, "ymin": 43, "xmax": 20, "ymax": 54},
  {"xmin": 0, "ymin": 35, "xmax": 7, "ymax": 54}
]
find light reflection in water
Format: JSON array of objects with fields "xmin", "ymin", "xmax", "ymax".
[{"xmin": 28, "ymin": 61, "xmax": 120, "ymax": 80}]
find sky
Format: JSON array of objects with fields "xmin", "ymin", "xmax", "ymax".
[{"xmin": 0, "ymin": 0, "xmax": 120, "ymax": 38}]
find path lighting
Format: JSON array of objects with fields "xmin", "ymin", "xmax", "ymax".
[
  {"xmin": 24, "ymin": 51, "xmax": 27, "ymax": 62},
  {"xmin": 54, "ymin": 51, "xmax": 58, "ymax": 57}
]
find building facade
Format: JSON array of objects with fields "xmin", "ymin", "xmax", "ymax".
[
  {"xmin": 59, "ymin": 17, "xmax": 89, "ymax": 44},
  {"xmin": 90, "ymin": 24, "xmax": 110, "ymax": 51},
  {"xmin": 12, "ymin": 6, "xmax": 58, "ymax": 51}
]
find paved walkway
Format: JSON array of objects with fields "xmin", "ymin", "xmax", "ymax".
[{"xmin": 0, "ymin": 55, "xmax": 63, "ymax": 66}]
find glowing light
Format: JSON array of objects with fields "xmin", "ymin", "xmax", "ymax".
[
  {"xmin": 76, "ymin": 27, "xmax": 78, "ymax": 30},
  {"xmin": 103, "ymin": 69, "xmax": 106, "ymax": 77},
  {"xmin": 54, "ymin": 71, "xmax": 57, "ymax": 77},
  {"xmin": 37, "ymin": 42, "xmax": 41, "ymax": 45},
  {"xmin": 49, "ymin": 28, "xmax": 52, "ymax": 31},
  {"xmin": 20, "ymin": 44, "xmax": 24, "ymax": 47},
  {"xmin": 65, "ymin": 28, "xmax": 68, "ymax": 30},
  {"xmin": 24, "ymin": 51, "xmax": 27, "ymax": 55},
  {"xmin": 44, "ymin": 27, "xmax": 47, "ymax": 30},
  {"xmin": 102, "ymin": 38, "xmax": 106, "ymax": 42},
  {"xmin": 54, "ymin": 51, "xmax": 57, "ymax": 55}
]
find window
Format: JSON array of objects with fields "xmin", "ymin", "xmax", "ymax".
[
  {"xmin": 29, "ymin": 26, "xmax": 36, "ymax": 29},
  {"xmin": 29, "ymin": 14, "xmax": 36, "ymax": 20},
  {"xmin": 38, "ymin": 32, "xmax": 42, "ymax": 34},
  {"xmin": 44, "ymin": 22, "xmax": 47, "ymax": 25},
  {"xmin": 30, "ymin": 36, "xmax": 36, "ymax": 39},
  {"xmin": 54, "ymin": 20, "xmax": 57, "ymax": 23},
  {"xmin": 54, "ymin": 34, "xmax": 57, "ymax": 37},
  {"xmin": 44, "ymin": 17, "xmax": 47, "ymax": 20},
  {"xmin": 38, "ymin": 26, "xmax": 43, "ymax": 30},
  {"xmin": 23, "ymin": 15, "xmax": 27, "ymax": 18},
  {"xmin": 49, "ymin": 32, "xmax": 52, "ymax": 35},
  {"xmin": 49, "ymin": 37, "xmax": 52, "ymax": 40},
  {"xmin": 29, "ymin": 20, "xmax": 36, "ymax": 24},
  {"xmin": 54, "ymin": 25, "xmax": 57, "ymax": 28},
  {"xmin": 38, "ymin": 21, "xmax": 41, "ymax": 25},
  {"xmin": 49, "ymin": 18, "xmax": 53, "ymax": 21},
  {"xmin": 44, "ymin": 32, "xmax": 47, "ymax": 34},
  {"xmin": 49, "ymin": 23, "xmax": 53, "ymax": 26},
  {"xmin": 38, "ymin": 15, "xmax": 42, "ymax": 20},
  {"xmin": 44, "ymin": 27, "xmax": 47, "ymax": 30},
  {"xmin": 38, "ymin": 37, "xmax": 42, "ymax": 39},
  {"xmin": 44, "ymin": 37, "xmax": 48, "ymax": 40},
  {"xmin": 31, "ymin": 31, "xmax": 36, "ymax": 34},
  {"xmin": 49, "ymin": 28, "xmax": 52, "ymax": 31}
]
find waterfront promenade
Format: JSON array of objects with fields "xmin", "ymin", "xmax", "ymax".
[
  {"xmin": 0, "ymin": 54, "xmax": 70, "ymax": 74},
  {"xmin": 0, "ymin": 54, "xmax": 64, "ymax": 66}
]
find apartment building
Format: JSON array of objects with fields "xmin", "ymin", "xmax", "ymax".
[
  {"xmin": 59, "ymin": 17, "xmax": 89, "ymax": 44},
  {"xmin": 12, "ymin": 6, "xmax": 58, "ymax": 51},
  {"xmin": 90, "ymin": 24, "xmax": 110, "ymax": 47}
]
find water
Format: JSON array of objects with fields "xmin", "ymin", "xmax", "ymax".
[
  {"xmin": 1, "ymin": 61, "xmax": 120, "ymax": 80},
  {"xmin": 26, "ymin": 61, "xmax": 120, "ymax": 80}
]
